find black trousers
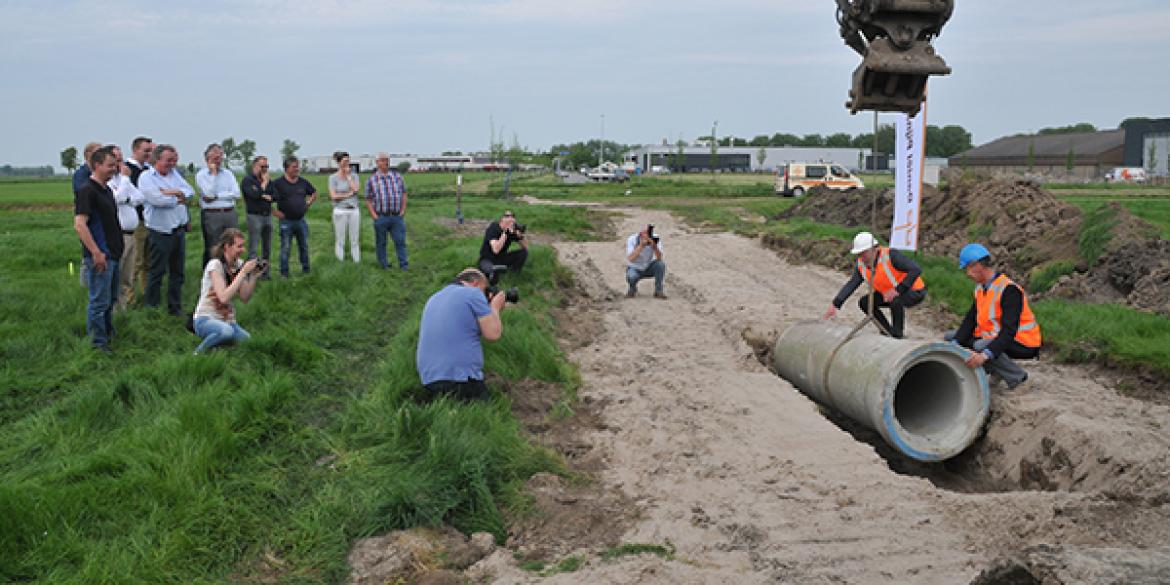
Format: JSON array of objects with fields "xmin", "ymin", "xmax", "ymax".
[
  {"xmin": 478, "ymin": 248, "xmax": 528, "ymax": 284},
  {"xmin": 422, "ymin": 379, "xmax": 490, "ymax": 403},
  {"xmin": 146, "ymin": 229, "xmax": 186, "ymax": 314},
  {"xmin": 857, "ymin": 288, "xmax": 926, "ymax": 339}
]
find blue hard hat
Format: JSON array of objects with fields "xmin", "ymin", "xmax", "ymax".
[{"xmin": 958, "ymin": 243, "xmax": 991, "ymax": 269}]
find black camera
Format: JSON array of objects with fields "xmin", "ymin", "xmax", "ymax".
[
  {"xmin": 486, "ymin": 286, "xmax": 520, "ymax": 303},
  {"xmin": 647, "ymin": 224, "xmax": 660, "ymax": 244},
  {"xmin": 511, "ymin": 223, "xmax": 527, "ymax": 241},
  {"xmin": 249, "ymin": 254, "xmax": 269, "ymax": 273}
]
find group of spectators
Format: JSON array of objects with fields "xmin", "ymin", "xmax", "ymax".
[
  {"xmin": 71, "ymin": 139, "xmax": 410, "ymax": 354},
  {"xmin": 74, "ymin": 137, "xmax": 685, "ymax": 401}
]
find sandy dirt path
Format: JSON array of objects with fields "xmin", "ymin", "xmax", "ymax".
[{"xmin": 483, "ymin": 205, "xmax": 1170, "ymax": 584}]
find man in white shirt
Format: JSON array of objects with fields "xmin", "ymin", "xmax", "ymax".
[
  {"xmin": 108, "ymin": 146, "xmax": 144, "ymax": 311},
  {"xmin": 140, "ymin": 144, "xmax": 195, "ymax": 316},
  {"xmin": 195, "ymin": 143, "xmax": 241, "ymax": 266},
  {"xmin": 126, "ymin": 136, "xmax": 153, "ymax": 295},
  {"xmin": 625, "ymin": 224, "xmax": 667, "ymax": 299}
]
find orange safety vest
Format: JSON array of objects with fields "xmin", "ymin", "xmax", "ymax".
[
  {"xmin": 858, "ymin": 247, "xmax": 925, "ymax": 295},
  {"xmin": 974, "ymin": 274, "xmax": 1041, "ymax": 348}
]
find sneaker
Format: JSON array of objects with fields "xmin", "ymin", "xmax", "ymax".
[{"xmin": 654, "ymin": 292, "xmax": 668, "ymax": 300}]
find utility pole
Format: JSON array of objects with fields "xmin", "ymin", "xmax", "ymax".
[
  {"xmin": 599, "ymin": 114, "xmax": 605, "ymax": 167},
  {"xmin": 710, "ymin": 120, "xmax": 718, "ymax": 178},
  {"xmin": 872, "ymin": 110, "xmax": 879, "ymax": 171}
]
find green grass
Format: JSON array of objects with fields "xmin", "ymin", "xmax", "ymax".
[
  {"xmin": 600, "ymin": 542, "xmax": 676, "ymax": 561},
  {"xmin": 1062, "ymin": 196, "xmax": 1170, "ymax": 238},
  {"xmin": 1077, "ymin": 203, "xmax": 1120, "ymax": 265},
  {"xmin": 0, "ymin": 192, "xmax": 606, "ymax": 583}
]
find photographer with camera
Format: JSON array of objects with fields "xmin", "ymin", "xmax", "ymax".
[
  {"xmin": 416, "ymin": 268, "xmax": 509, "ymax": 402},
  {"xmin": 625, "ymin": 224, "xmax": 667, "ymax": 299},
  {"xmin": 478, "ymin": 210, "xmax": 528, "ymax": 284},
  {"xmin": 192, "ymin": 228, "xmax": 263, "ymax": 354}
]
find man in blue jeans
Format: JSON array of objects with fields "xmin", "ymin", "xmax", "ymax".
[
  {"xmin": 365, "ymin": 153, "xmax": 409, "ymax": 270},
  {"xmin": 272, "ymin": 157, "xmax": 317, "ymax": 277},
  {"xmin": 73, "ymin": 146, "xmax": 124, "ymax": 352},
  {"xmin": 625, "ymin": 224, "xmax": 667, "ymax": 299}
]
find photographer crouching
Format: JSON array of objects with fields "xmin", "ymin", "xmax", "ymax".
[
  {"xmin": 626, "ymin": 224, "xmax": 666, "ymax": 299},
  {"xmin": 192, "ymin": 228, "xmax": 264, "ymax": 354},
  {"xmin": 416, "ymin": 268, "xmax": 515, "ymax": 402},
  {"xmin": 478, "ymin": 210, "xmax": 528, "ymax": 284}
]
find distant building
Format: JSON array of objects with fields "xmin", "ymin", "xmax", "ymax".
[
  {"xmin": 625, "ymin": 145, "xmax": 871, "ymax": 173},
  {"xmin": 1121, "ymin": 118, "xmax": 1170, "ymax": 176},
  {"xmin": 300, "ymin": 153, "xmax": 529, "ymax": 173},
  {"xmin": 948, "ymin": 130, "xmax": 1125, "ymax": 180}
]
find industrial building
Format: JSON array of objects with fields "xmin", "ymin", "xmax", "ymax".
[
  {"xmin": 1121, "ymin": 118, "xmax": 1170, "ymax": 176},
  {"xmin": 624, "ymin": 145, "xmax": 872, "ymax": 174},
  {"xmin": 945, "ymin": 121, "xmax": 1170, "ymax": 180}
]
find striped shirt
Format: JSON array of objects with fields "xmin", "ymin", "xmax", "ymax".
[{"xmin": 365, "ymin": 170, "xmax": 406, "ymax": 215}]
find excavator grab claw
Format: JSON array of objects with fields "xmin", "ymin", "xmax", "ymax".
[{"xmin": 837, "ymin": 0, "xmax": 953, "ymax": 115}]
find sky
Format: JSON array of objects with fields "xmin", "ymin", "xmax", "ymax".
[{"xmin": 1, "ymin": 0, "xmax": 1168, "ymax": 169}]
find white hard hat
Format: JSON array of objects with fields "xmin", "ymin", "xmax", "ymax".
[{"xmin": 850, "ymin": 231, "xmax": 878, "ymax": 254}]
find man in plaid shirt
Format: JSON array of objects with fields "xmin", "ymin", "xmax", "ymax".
[{"xmin": 364, "ymin": 153, "xmax": 409, "ymax": 269}]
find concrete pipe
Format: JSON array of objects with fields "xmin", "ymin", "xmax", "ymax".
[{"xmin": 773, "ymin": 321, "xmax": 989, "ymax": 462}]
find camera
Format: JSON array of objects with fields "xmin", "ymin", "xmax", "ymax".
[
  {"xmin": 249, "ymin": 254, "xmax": 269, "ymax": 274},
  {"xmin": 511, "ymin": 223, "xmax": 527, "ymax": 241},
  {"xmin": 646, "ymin": 224, "xmax": 660, "ymax": 244},
  {"xmin": 486, "ymin": 286, "xmax": 520, "ymax": 303}
]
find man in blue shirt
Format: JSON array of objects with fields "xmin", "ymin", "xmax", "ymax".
[{"xmin": 416, "ymin": 268, "xmax": 508, "ymax": 402}]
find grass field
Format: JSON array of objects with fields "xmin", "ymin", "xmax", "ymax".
[{"xmin": 0, "ymin": 186, "xmax": 600, "ymax": 582}]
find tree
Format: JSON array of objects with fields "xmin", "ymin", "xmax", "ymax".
[
  {"xmin": 220, "ymin": 137, "xmax": 238, "ymax": 168},
  {"xmin": 280, "ymin": 139, "xmax": 300, "ymax": 161},
  {"xmin": 769, "ymin": 133, "xmax": 800, "ymax": 147},
  {"xmin": 1037, "ymin": 123, "xmax": 1097, "ymax": 135},
  {"xmin": 396, "ymin": 162, "xmax": 411, "ymax": 173},
  {"xmin": 799, "ymin": 134, "xmax": 825, "ymax": 147},
  {"xmin": 1026, "ymin": 140, "xmax": 1036, "ymax": 171},
  {"xmin": 60, "ymin": 146, "xmax": 79, "ymax": 173},
  {"xmin": 1066, "ymin": 146, "xmax": 1076, "ymax": 172},
  {"xmin": 1148, "ymin": 142, "xmax": 1158, "ymax": 173},
  {"xmin": 237, "ymin": 139, "xmax": 257, "ymax": 168},
  {"xmin": 756, "ymin": 146, "xmax": 768, "ymax": 169},
  {"xmin": 673, "ymin": 139, "xmax": 686, "ymax": 173},
  {"xmin": 709, "ymin": 122, "xmax": 718, "ymax": 176},
  {"xmin": 825, "ymin": 133, "xmax": 853, "ymax": 148},
  {"xmin": 749, "ymin": 134, "xmax": 771, "ymax": 147}
]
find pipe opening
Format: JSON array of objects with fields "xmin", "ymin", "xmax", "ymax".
[{"xmin": 893, "ymin": 360, "xmax": 964, "ymax": 438}]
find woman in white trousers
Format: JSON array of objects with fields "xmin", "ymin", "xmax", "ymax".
[{"xmin": 328, "ymin": 151, "xmax": 361, "ymax": 262}]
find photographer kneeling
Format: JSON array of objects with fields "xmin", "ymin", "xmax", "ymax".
[
  {"xmin": 193, "ymin": 228, "xmax": 262, "ymax": 354},
  {"xmin": 478, "ymin": 210, "xmax": 528, "ymax": 284},
  {"xmin": 416, "ymin": 268, "xmax": 508, "ymax": 402},
  {"xmin": 626, "ymin": 224, "xmax": 666, "ymax": 299}
]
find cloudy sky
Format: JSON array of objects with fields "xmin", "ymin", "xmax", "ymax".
[{"xmin": 1, "ymin": 0, "xmax": 1167, "ymax": 168}]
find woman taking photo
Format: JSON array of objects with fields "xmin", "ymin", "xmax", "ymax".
[
  {"xmin": 329, "ymin": 151, "xmax": 361, "ymax": 262},
  {"xmin": 193, "ymin": 228, "xmax": 261, "ymax": 354}
]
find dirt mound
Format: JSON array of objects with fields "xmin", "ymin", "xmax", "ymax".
[
  {"xmin": 777, "ymin": 178, "xmax": 1084, "ymax": 284},
  {"xmin": 1047, "ymin": 230, "xmax": 1170, "ymax": 318}
]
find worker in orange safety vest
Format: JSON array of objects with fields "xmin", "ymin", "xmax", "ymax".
[
  {"xmin": 945, "ymin": 243, "xmax": 1042, "ymax": 390},
  {"xmin": 823, "ymin": 231, "xmax": 926, "ymax": 339}
]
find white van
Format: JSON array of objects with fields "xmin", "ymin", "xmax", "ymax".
[
  {"xmin": 774, "ymin": 163, "xmax": 864, "ymax": 197},
  {"xmin": 1104, "ymin": 167, "xmax": 1147, "ymax": 184}
]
